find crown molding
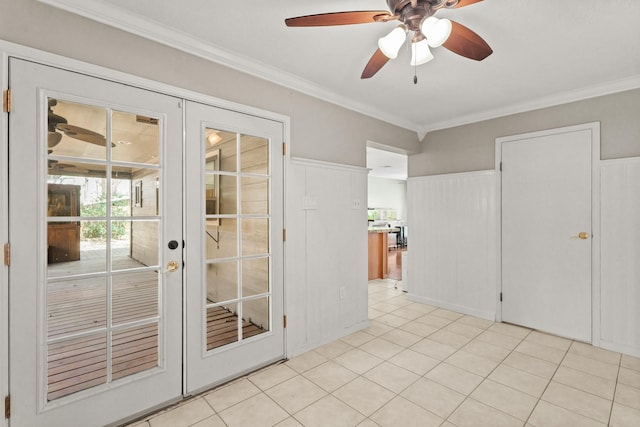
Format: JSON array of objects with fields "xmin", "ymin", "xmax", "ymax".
[
  {"xmin": 417, "ymin": 74, "xmax": 640, "ymax": 135},
  {"xmin": 37, "ymin": 1, "xmax": 640, "ymax": 139},
  {"xmin": 37, "ymin": 0, "xmax": 418, "ymax": 133},
  {"xmin": 290, "ymin": 157, "xmax": 369, "ymax": 174}
]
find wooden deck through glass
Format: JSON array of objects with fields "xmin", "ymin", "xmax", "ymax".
[{"xmin": 46, "ymin": 251, "xmax": 265, "ymax": 401}]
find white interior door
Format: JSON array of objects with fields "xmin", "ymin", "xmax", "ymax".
[
  {"xmin": 8, "ymin": 59, "xmax": 183, "ymax": 426},
  {"xmin": 184, "ymin": 101, "xmax": 284, "ymax": 393},
  {"xmin": 500, "ymin": 124, "xmax": 597, "ymax": 342}
]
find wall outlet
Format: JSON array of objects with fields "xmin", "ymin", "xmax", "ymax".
[
  {"xmin": 352, "ymin": 199, "xmax": 361, "ymax": 209},
  {"xmin": 339, "ymin": 286, "xmax": 346, "ymax": 299}
]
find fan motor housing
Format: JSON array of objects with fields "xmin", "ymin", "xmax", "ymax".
[{"xmin": 386, "ymin": 0, "xmax": 456, "ymax": 31}]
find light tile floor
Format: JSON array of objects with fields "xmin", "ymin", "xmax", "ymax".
[{"xmin": 125, "ymin": 279, "xmax": 640, "ymax": 427}]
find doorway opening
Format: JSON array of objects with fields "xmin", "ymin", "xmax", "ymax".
[{"xmin": 366, "ymin": 145, "xmax": 408, "ymax": 285}]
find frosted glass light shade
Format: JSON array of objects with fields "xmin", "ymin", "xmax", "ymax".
[
  {"xmin": 410, "ymin": 39, "xmax": 434, "ymax": 66},
  {"xmin": 421, "ymin": 16, "xmax": 452, "ymax": 48},
  {"xmin": 378, "ymin": 27, "xmax": 407, "ymax": 59}
]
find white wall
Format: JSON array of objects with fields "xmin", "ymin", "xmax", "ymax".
[
  {"xmin": 600, "ymin": 158, "xmax": 640, "ymax": 356},
  {"xmin": 367, "ymin": 176, "xmax": 407, "ymax": 222},
  {"xmin": 285, "ymin": 158, "xmax": 369, "ymax": 357},
  {"xmin": 407, "ymin": 162, "xmax": 640, "ymax": 357},
  {"xmin": 407, "ymin": 171, "xmax": 498, "ymax": 320},
  {"xmin": 411, "ymin": 89, "xmax": 640, "ymax": 176}
]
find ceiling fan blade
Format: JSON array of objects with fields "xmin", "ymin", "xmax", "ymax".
[
  {"xmin": 285, "ymin": 11, "xmax": 395, "ymax": 27},
  {"xmin": 442, "ymin": 21, "xmax": 493, "ymax": 61},
  {"xmin": 453, "ymin": 0, "xmax": 484, "ymax": 8},
  {"xmin": 56, "ymin": 123, "xmax": 115, "ymax": 147},
  {"xmin": 361, "ymin": 48, "xmax": 391, "ymax": 79},
  {"xmin": 48, "ymin": 131, "xmax": 62, "ymax": 148},
  {"xmin": 56, "ymin": 163, "xmax": 89, "ymax": 174}
]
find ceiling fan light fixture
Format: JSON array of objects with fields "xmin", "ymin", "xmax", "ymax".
[
  {"xmin": 378, "ymin": 25, "xmax": 407, "ymax": 59},
  {"xmin": 421, "ymin": 16, "xmax": 452, "ymax": 48},
  {"xmin": 207, "ymin": 131, "xmax": 222, "ymax": 145},
  {"xmin": 410, "ymin": 39, "xmax": 434, "ymax": 66}
]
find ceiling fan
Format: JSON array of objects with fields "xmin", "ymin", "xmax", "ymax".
[
  {"xmin": 285, "ymin": 0, "xmax": 492, "ymax": 79},
  {"xmin": 48, "ymin": 98, "xmax": 113, "ymax": 148},
  {"xmin": 47, "ymin": 158, "xmax": 90, "ymax": 175}
]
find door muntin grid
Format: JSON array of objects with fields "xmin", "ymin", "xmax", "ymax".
[
  {"xmin": 203, "ymin": 128, "xmax": 271, "ymax": 352},
  {"xmin": 44, "ymin": 97, "xmax": 164, "ymax": 402}
]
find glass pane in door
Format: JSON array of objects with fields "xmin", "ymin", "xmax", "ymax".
[
  {"xmin": 206, "ymin": 302, "xmax": 239, "ymax": 350},
  {"xmin": 112, "ymin": 323, "xmax": 159, "ymax": 380},
  {"xmin": 203, "ymin": 129, "xmax": 271, "ymax": 352},
  {"xmin": 45, "ymin": 98, "xmax": 162, "ymax": 401},
  {"xmin": 243, "ymin": 297, "xmax": 270, "ymax": 339},
  {"xmin": 47, "ymin": 333, "xmax": 108, "ymax": 400}
]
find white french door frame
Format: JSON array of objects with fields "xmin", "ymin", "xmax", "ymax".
[
  {"xmin": 494, "ymin": 122, "xmax": 601, "ymax": 346},
  {"xmin": 0, "ymin": 50, "xmax": 9, "ymax": 427},
  {"xmin": 0, "ymin": 39, "xmax": 291, "ymax": 427}
]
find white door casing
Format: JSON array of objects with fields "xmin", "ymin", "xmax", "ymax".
[
  {"xmin": 8, "ymin": 59, "xmax": 183, "ymax": 426},
  {"xmin": 498, "ymin": 123, "xmax": 600, "ymax": 342}
]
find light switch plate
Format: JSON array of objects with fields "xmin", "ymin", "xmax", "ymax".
[{"xmin": 303, "ymin": 196, "xmax": 318, "ymax": 210}]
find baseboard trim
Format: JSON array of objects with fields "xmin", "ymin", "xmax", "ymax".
[
  {"xmin": 599, "ymin": 340, "xmax": 640, "ymax": 358},
  {"xmin": 407, "ymin": 294, "xmax": 496, "ymax": 322},
  {"xmin": 287, "ymin": 320, "xmax": 371, "ymax": 358}
]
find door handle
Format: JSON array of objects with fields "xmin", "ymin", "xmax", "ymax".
[
  {"xmin": 164, "ymin": 260, "xmax": 180, "ymax": 273},
  {"xmin": 570, "ymin": 232, "xmax": 589, "ymax": 240}
]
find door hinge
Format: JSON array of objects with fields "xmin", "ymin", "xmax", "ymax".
[
  {"xmin": 282, "ymin": 143, "xmax": 286, "ymax": 156},
  {"xmin": 283, "ymin": 229, "xmax": 286, "ymax": 242},
  {"xmin": 499, "ymin": 162, "xmax": 502, "ymax": 171},
  {"xmin": 4, "ymin": 395, "xmax": 10, "ymax": 419},
  {"xmin": 3, "ymin": 243, "xmax": 10, "ymax": 267},
  {"xmin": 500, "ymin": 292, "xmax": 503, "ymax": 302},
  {"xmin": 2, "ymin": 89, "xmax": 10, "ymax": 113},
  {"xmin": 283, "ymin": 314, "xmax": 287, "ymax": 329}
]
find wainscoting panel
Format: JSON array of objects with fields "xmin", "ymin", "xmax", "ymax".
[
  {"xmin": 407, "ymin": 171, "xmax": 498, "ymax": 320},
  {"xmin": 285, "ymin": 158, "xmax": 369, "ymax": 357},
  {"xmin": 600, "ymin": 158, "xmax": 640, "ymax": 356}
]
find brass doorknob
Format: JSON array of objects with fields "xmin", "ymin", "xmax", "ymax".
[
  {"xmin": 571, "ymin": 232, "xmax": 589, "ymax": 240},
  {"xmin": 165, "ymin": 260, "xmax": 180, "ymax": 272}
]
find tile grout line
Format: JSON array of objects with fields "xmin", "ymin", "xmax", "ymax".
[
  {"xmin": 607, "ymin": 356, "xmax": 622, "ymax": 427},
  {"xmin": 374, "ymin": 299, "xmax": 534, "ymax": 424},
  {"xmin": 132, "ymin": 281, "xmax": 638, "ymax": 427},
  {"xmin": 362, "ymin": 293, "xmax": 480, "ymax": 424},
  {"xmin": 441, "ymin": 328, "xmax": 533, "ymax": 425},
  {"xmin": 522, "ymin": 338, "xmax": 574, "ymax": 427}
]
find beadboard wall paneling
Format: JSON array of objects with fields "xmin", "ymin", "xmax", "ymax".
[
  {"xmin": 600, "ymin": 158, "xmax": 640, "ymax": 357},
  {"xmin": 285, "ymin": 158, "xmax": 369, "ymax": 357},
  {"xmin": 407, "ymin": 171, "xmax": 498, "ymax": 320}
]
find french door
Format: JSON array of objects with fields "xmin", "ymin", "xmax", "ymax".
[
  {"xmin": 184, "ymin": 101, "xmax": 284, "ymax": 393},
  {"xmin": 7, "ymin": 59, "xmax": 285, "ymax": 425},
  {"xmin": 8, "ymin": 59, "xmax": 183, "ymax": 426}
]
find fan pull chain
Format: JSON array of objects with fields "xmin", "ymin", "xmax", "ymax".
[{"xmin": 411, "ymin": 39, "xmax": 418, "ymax": 84}]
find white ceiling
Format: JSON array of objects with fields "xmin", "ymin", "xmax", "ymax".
[
  {"xmin": 41, "ymin": 0, "xmax": 640, "ymax": 138},
  {"xmin": 367, "ymin": 147, "xmax": 408, "ymax": 180}
]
